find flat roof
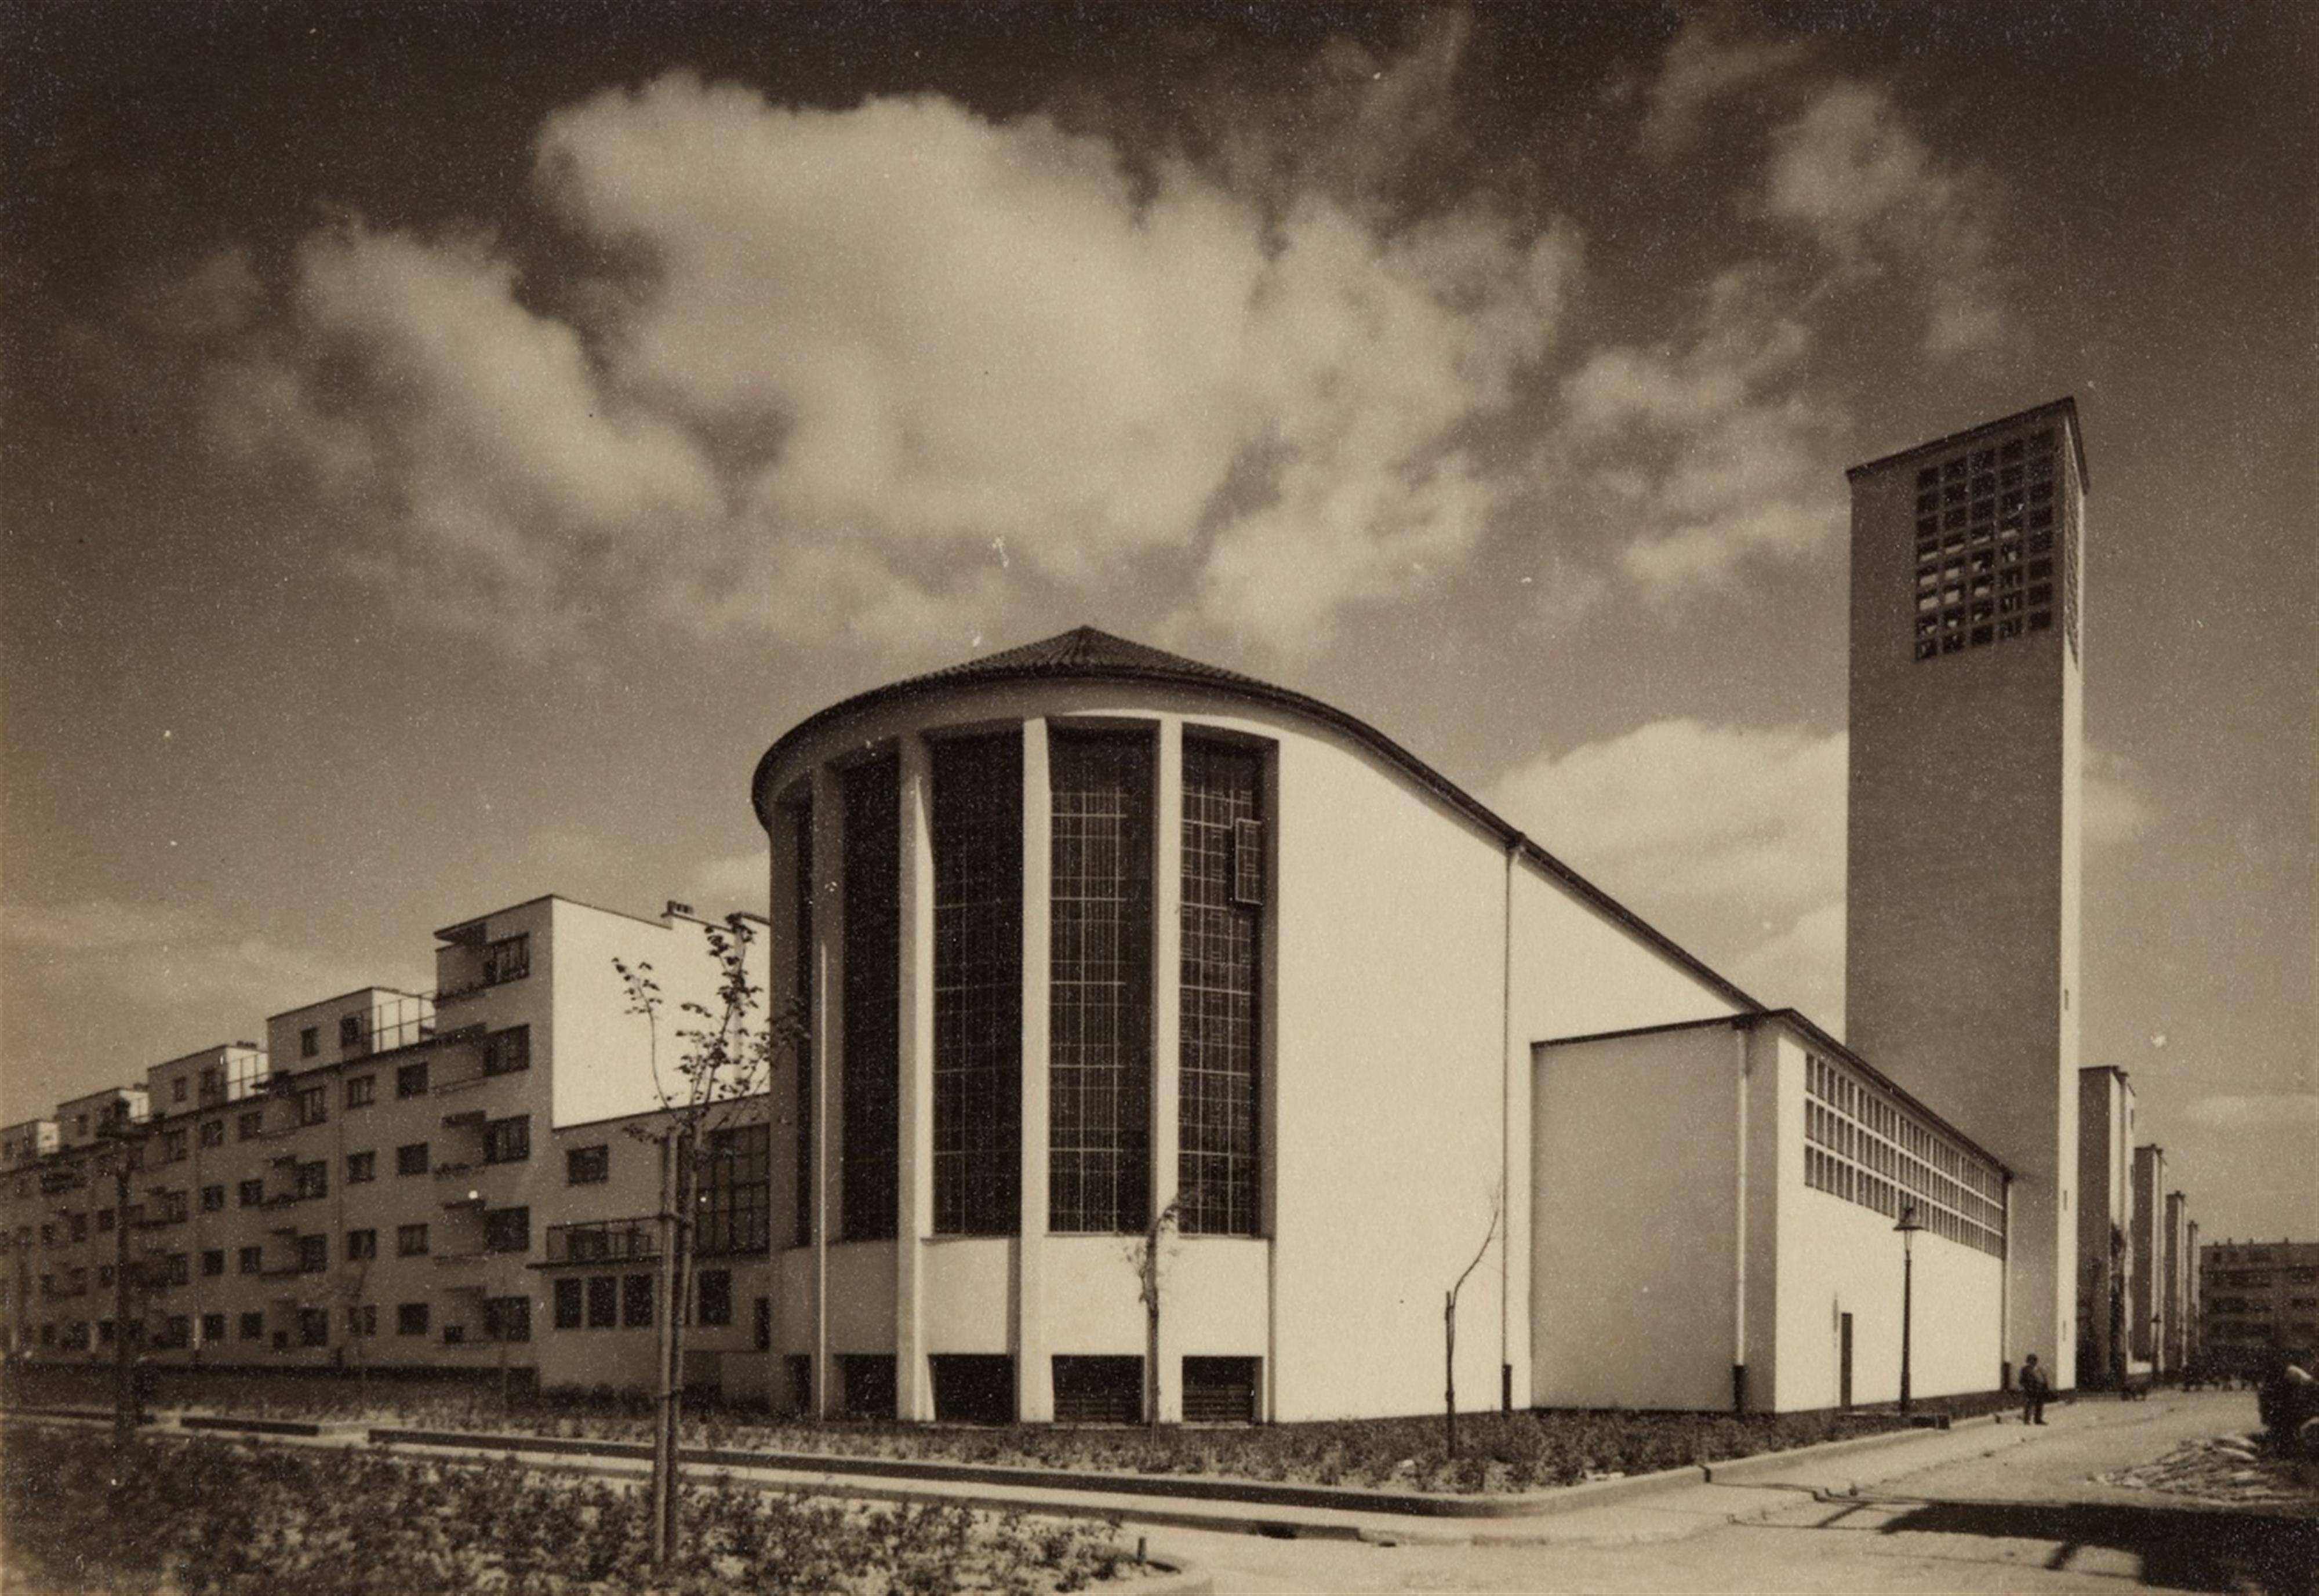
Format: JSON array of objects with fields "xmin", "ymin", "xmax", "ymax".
[{"xmin": 1536, "ymin": 1008, "xmax": 2009, "ymax": 1175}]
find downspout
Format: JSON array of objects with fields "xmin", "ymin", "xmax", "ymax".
[
  {"xmin": 1732, "ymin": 1019, "xmax": 1751, "ymax": 1415},
  {"xmin": 1499, "ymin": 835, "xmax": 1517, "ymax": 1412}
]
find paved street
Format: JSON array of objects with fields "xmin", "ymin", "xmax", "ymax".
[{"xmin": 1143, "ymin": 1392, "xmax": 2317, "ymax": 1594}]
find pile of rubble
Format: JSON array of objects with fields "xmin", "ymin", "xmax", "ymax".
[{"xmin": 2099, "ymin": 1433, "xmax": 2319, "ymax": 1512}]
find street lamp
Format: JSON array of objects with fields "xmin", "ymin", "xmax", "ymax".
[{"xmin": 1895, "ymin": 1204, "xmax": 1924, "ymax": 1415}]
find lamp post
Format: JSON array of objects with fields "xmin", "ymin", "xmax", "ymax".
[{"xmin": 1895, "ymin": 1204, "xmax": 1924, "ymax": 1415}]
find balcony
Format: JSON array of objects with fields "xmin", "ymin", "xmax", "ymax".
[{"xmin": 543, "ymin": 1219, "xmax": 661, "ymax": 1267}]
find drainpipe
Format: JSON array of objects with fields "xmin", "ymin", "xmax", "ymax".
[
  {"xmin": 1732, "ymin": 1020, "xmax": 1751, "ymax": 1415},
  {"xmin": 1499, "ymin": 835, "xmax": 1517, "ymax": 1413}
]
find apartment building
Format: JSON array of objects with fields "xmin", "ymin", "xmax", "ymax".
[
  {"xmin": 0, "ymin": 898, "xmax": 771, "ymax": 1397},
  {"xmin": 2200, "ymin": 1239, "xmax": 2319, "ymax": 1378}
]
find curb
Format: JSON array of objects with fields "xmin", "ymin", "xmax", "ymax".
[
  {"xmin": 368, "ymin": 1424, "xmax": 1725, "ymax": 1520},
  {"xmin": 1702, "ymin": 1412, "xmax": 1999, "ymax": 1484}
]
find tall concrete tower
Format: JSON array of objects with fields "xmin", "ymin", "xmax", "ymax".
[{"xmin": 1845, "ymin": 398, "xmax": 2088, "ymax": 1390}]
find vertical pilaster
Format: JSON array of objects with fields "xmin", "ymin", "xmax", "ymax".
[
  {"xmin": 808, "ymin": 765, "xmax": 845, "ymax": 1419},
  {"xmin": 894, "ymin": 736, "xmax": 935, "ymax": 1421},
  {"xmin": 1150, "ymin": 718, "xmax": 1184, "ymax": 1423},
  {"xmin": 1016, "ymin": 717, "xmax": 1053, "ymax": 1422}
]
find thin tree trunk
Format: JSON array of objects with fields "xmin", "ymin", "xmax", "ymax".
[
  {"xmin": 661, "ymin": 1127, "xmax": 694, "ymax": 1557},
  {"xmin": 1444, "ymin": 1290, "xmax": 1457, "ymax": 1459},
  {"xmin": 649, "ymin": 1134, "xmax": 677, "ymax": 1565}
]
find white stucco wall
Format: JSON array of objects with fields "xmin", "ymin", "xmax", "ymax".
[
  {"xmin": 1531, "ymin": 1026, "xmax": 1743, "ymax": 1410},
  {"xmin": 1766, "ymin": 1033, "xmax": 2005, "ymax": 1409}
]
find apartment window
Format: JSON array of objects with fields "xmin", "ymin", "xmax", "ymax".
[
  {"xmin": 345, "ymin": 1075, "xmax": 375, "ymax": 1109},
  {"xmin": 397, "ymin": 1223, "xmax": 430, "ymax": 1257},
  {"xmin": 237, "ymin": 1179, "xmax": 264, "ymax": 1208},
  {"xmin": 238, "ymin": 1245, "xmax": 262, "ymax": 1274},
  {"xmin": 162, "ymin": 1128, "xmax": 188, "ymax": 1163},
  {"xmin": 297, "ymin": 1234, "xmax": 327, "ymax": 1273},
  {"xmin": 199, "ymin": 1119, "xmax": 223, "ymax": 1148},
  {"xmin": 932, "ymin": 732, "xmax": 1023, "ymax": 1235},
  {"xmin": 159, "ymin": 1190, "xmax": 188, "ymax": 1224},
  {"xmin": 173, "ymin": 1077, "xmax": 188, "ymax": 1103},
  {"xmin": 397, "ymin": 1302, "xmax": 430, "ymax": 1337},
  {"xmin": 697, "ymin": 1122, "xmax": 769, "ymax": 1255},
  {"xmin": 237, "ymin": 1111, "xmax": 264, "ymax": 1141},
  {"xmin": 482, "ymin": 1026, "xmax": 531, "ymax": 1077},
  {"xmin": 566, "ymin": 1144, "xmax": 609, "ymax": 1186},
  {"xmin": 295, "ymin": 1160, "xmax": 328, "ymax": 1201},
  {"xmin": 1180, "ymin": 738, "xmax": 1264, "ymax": 1236},
  {"xmin": 622, "ymin": 1272, "xmax": 654, "ymax": 1328},
  {"xmin": 1053, "ymin": 1355, "xmax": 1144, "ymax": 1425},
  {"xmin": 397, "ymin": 1142, "xmax": 430, "ymax": 1177},
  {"xmin": 300, "ymin": 1027, "xmax": 319, "ymax": 1059},
  {"xmin": 1048, "ymin": 730, "xmax": 1154, "ymax": 1234},
  {"xmin": 485, "ymin": 1296, "xmax": 530, "ymax": 1344},
  {"xmin": 482, "ymin": 1115, "xmax": 530, "ymax": 1165},
  {"xmin": 483, "ymin": 934, "xmax": 530, "ymax": 986},
  {"xmin": 295, "ymin": 1085, "xmax": 327, "ymax": 1127},
  {"xmin": 586, "ymin": 1275, "xmax": 617, "ymax": 1329},
  {"xmin": 199, "ymin": 1067, "xmax": 224, "ymax": 1105},
  {"xmin": 295, "ymin": 1307, "xmax": 327, "ymax": 1347},
  {"xmin": 160, "ymin": 1253, "xmax": 189, "ymax": 1287},
  {"xmin": 68, "ymin": 1212, "xmax": 88, "ymax": 1241},
  {"xmin": 239, "ymin": 1311, "xmax": 265, "ymax": 1340},
  {"xmin": 346, "ymin": 1228, "xmax": 377, "ymax": 1261},
  {"xmin": 201, "ymin": 1311, "xmax": 227, "ymax": 1343},
  {"xmin": 696, "ymin": 1268, "xmax": 732, "ymax": 1328},
  {"xmin": 554, "ymin": 1278, "xmax": 584, "ymax": 1330},
  {"xmin": 199, "ymin": 1184, "xmax": 224, "ymax": 1213},
  {"xmin": 339, "ymin": 1014, "xmax": 364, "ymax": 1049},
  {"xmin": 841, "ymin": 754, "xmax": 902, "ymax": 1239},
  {"xmin": 346, "ymin": 1304, "xmax": 376, "ymax": 1338},
  {"xmin": 396, "ymin": 1062, "xmax": 430, "ymax": 1099},
  {"xmin": 201, "ymin": 1248, "xmax": 224, "ymax": 1277},
  {"xmin": 482, "ymin": 1206, "xmax": 530, "ymax": 1255},
  {"xmin": 346, "ymin": 1151, "xmax": 376, "ymax": 1184}
]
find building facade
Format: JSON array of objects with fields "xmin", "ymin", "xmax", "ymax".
[
  {"xmin": 2076, "ymin": 1066, "xmax": 2138, "ymax": 1386},
  {"xmin": 1845, "ymin": 399, "xmax": 2089, "ymax": 1388},
  {"xmin": 751, "ymin": 627, "xmax": 2011, "ymax": 1424},
  {"xmin": 2129, "ymin": 1144, "xmax": 2168, "ymax": 1371},
  {"xmin": 0, "ymin": 899, "xmax": 772, "ymax": 1395},
  {"xmin": 2200, "ymin": 1239, "xmax": 2319, "ymax": 1377}
]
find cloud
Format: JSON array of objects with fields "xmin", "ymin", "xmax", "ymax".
[
  {"xmin": 2183, "ymin": 1093, "xmax": 2319, "ymax": 1130},
  {"xmin": 1489, "ymin": 718, "xmax": 1848, "ymax": 1024},
  {"xmin": 201, "ymin": 59, "xmax": 1574, "ymax": 660},
  {"xmin": 1554, "ymin": 267, "xmax": 1846, "ymax": 595},
  {"xmin": 1639, "ymin": 11, "xmax": 1809, "ymax": 153},
  {"xmin": 3, "ymin": 899, "xmax": 424, "ymax": 1019},
  {"xmin": 687, "ymin": 850, "xmax": 766, "ymax": 906},
  {"xmin": 1728, "ymin": 899, "xmax": 1847, "ymax": 1034},
  {"xmin": 2085, "ymin": 746, "xmax": 2155, "ymax": 846},
  {"xmin": 1764, "ymin": 81, "xmax": 2005, "ymax": 355}
]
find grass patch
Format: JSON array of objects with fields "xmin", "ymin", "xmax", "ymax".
[
  {"xmin": 3, "ymin": 1364, "xmax": 2001, "ymax": 1494},
  {"xmin": 0, "ymin": 1423, "xmax": 1142, "ymax": 1594}
]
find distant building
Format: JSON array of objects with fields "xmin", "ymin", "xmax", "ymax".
[
  {"xmin": 1845, "ymin": 399, "xmax": 2089, "ymax": 1389},
  {"xmin": 2131, "ymin": 1145, "xmax": 2168, "ymax": 1370},
  {"xmin": 0, "ymin": 897, "xmax": 772, "ymax": 1399},
  {"xmin": 2200, "ymin": 1239, "xmax": 2319, "ymax": 1377},
  {"xmin": 2076, "ymin": 1066, "xmax": 2137, "ymax": 1386}
]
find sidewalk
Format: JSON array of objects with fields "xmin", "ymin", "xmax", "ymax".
[{"xmin": 6, "ymin": 1400, "xmax": 2020, "ymax": 1549}]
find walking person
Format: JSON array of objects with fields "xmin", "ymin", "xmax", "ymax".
[{"xmin": 2019, "ymin": 1353, "xmax": 2051, "ymax": 1425}]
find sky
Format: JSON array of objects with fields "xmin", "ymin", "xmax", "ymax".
[{"xmin": 3, "ymin": 2, "xmax": 2311, "ymax": 1239}]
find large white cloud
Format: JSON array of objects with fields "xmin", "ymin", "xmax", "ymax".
[{"xmin": 204, "ymin": 67, "xmax": 1573, "ymax": 658}]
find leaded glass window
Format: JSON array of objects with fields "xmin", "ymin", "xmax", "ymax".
[
  {"xmin": 932, "ymin": 733, "xmax": 1022, "ymax": 1234},
  {"xmin": 1048, "ymin": 731, "xmax": 1153, "ymax": 1233},
  {"xmin": 1179, "ymin": 739, "xmax": 1262, "ymax": 1236}
]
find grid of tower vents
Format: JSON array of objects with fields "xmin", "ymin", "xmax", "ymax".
[{"xmin": 1910, "ymin": 424, "xmax": 2077, "ymax": 661}]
